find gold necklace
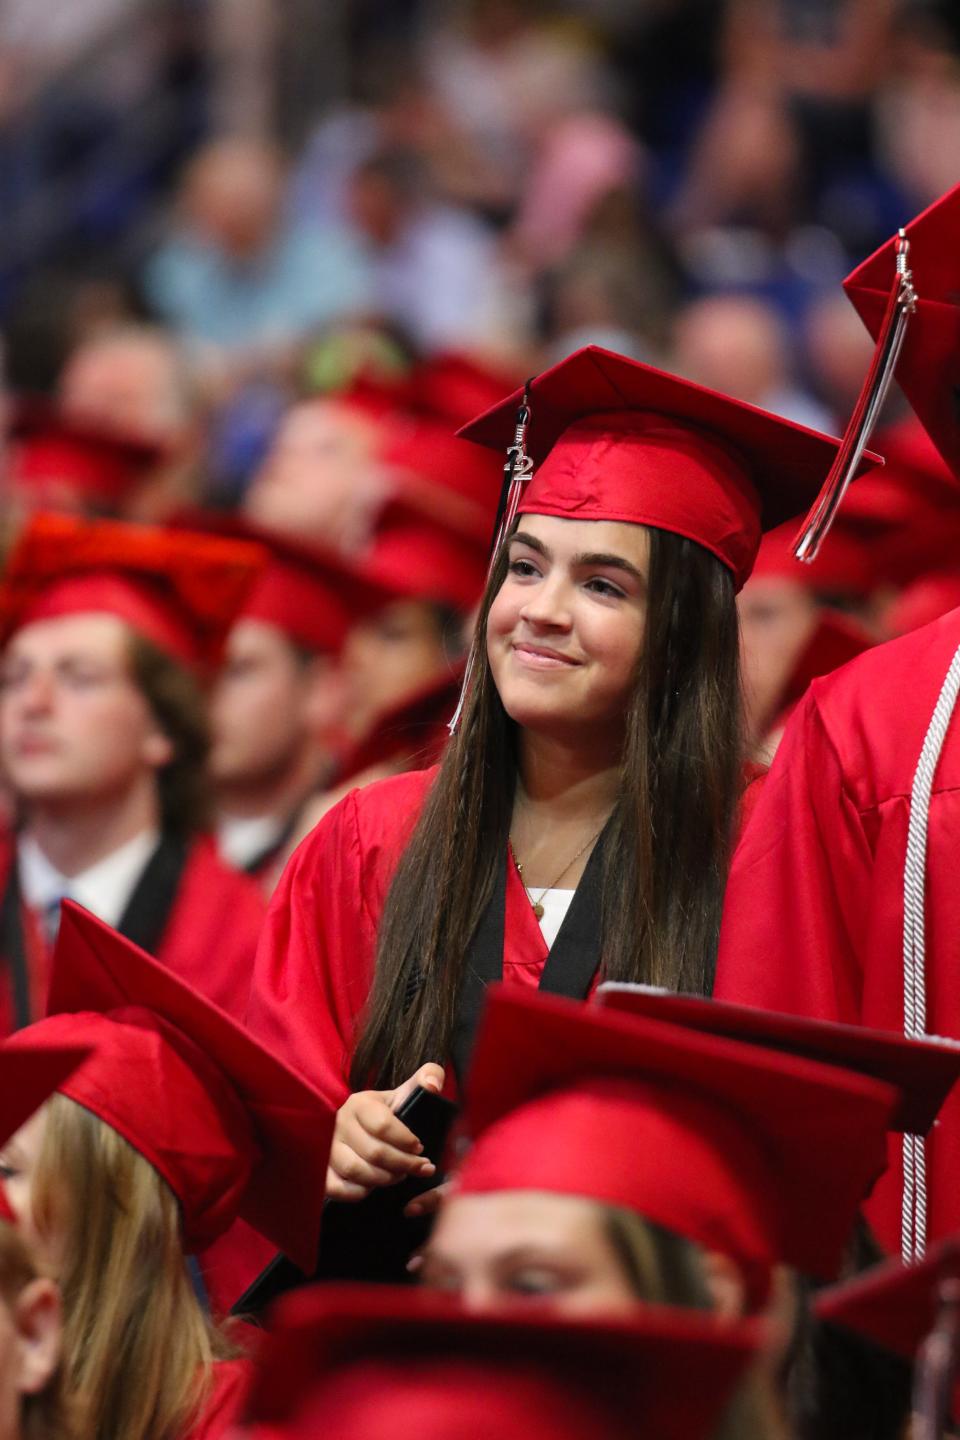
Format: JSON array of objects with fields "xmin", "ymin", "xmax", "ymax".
[{"xmin": 510, "ymin": 827, "xmax": 605, "ymax": 921}]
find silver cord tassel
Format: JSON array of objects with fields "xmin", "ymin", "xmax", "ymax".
[
  {"xmin": 794, "ymin": 230, "xmax": 917, "ymax": 565},
  {"xmin": 448, "ymin": 389, "xmax": 534, "ymax": 735}
]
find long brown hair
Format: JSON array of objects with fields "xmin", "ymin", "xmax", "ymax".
[
  {"xmin": 31, "ymin": 1094, "xmax": 239, "ymax": 1440},
  {"xmin": 352, "ymin": 524, "xmax": 743, "ymax": 1088}
]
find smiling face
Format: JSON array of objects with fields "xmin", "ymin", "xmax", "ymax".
[
  {"xmin": 485, "ymin": 515, "xmax": 649, "ymax": 749},
  {"xmin": 420, "ymin": 1191, "xmax": 640, "ymax": 1316}
]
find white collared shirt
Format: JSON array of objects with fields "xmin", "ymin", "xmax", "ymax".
[
  {"xmin": 216, "ymin": 813, "xmax": 286, "ymax": 871},
  {"xmin": 528, "ymin": 887, "xmax": 575, "ymax": 950},
  {"xmin": 18, "ymin": 829, "xmax": 161, "ymax": 931}
]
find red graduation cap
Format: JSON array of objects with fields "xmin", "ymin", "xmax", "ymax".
[
  {"xmin": 381, "ymin": 412, "xmax": 504, "ymax": 540},
  {"xmin": 0, "ymin": 512, "xmax": 264, "ymax": 670},
  {"xmin": 458, "ymin": 345, "xmax": 878, "ymax": 593},
  {"xmin": 595, "ymin": 984, "xmax": 960, "ymax": 1136},
  {"xmin": 844, "ymin": 183, "xmax": 960, "ymax": 484},
  {"xmin": 415, "ymin": 351, "xmax": 523, "ymax": 429},
  {"xmin": 331, "ymin": 663, "xmax": 461, "ymax": 789},
  {"xmin": 3, "ymin": 901, "xmax": 333, "ymax": 1271},
  {"xmin": 459, "ymin": 988, "xmax": 899, "ymax": 1291},
  {"xmin": 7, "ymin": 398, "xmax": 167, "ymax": 506},
  {"xmin": 815, "ymin": 1234, "xmax": 960, "ymax": 1362},
  {"xmin": 240, "ymin": 1284, "xmax": 765, "ymax": 1440},
  {"xmin": 749, "ymin": 518, "xmax": 877, "ymax": 597},
  {"xmin": 0, "ymin": 1039, "xmax": 94, "ymax": 1226},
  {"xmin": 173, "ymin": 511, "xmax": 397, "ymax": 657},
  {"xmin": 359, "ymin": 497, "xmax": 489, "ymax": 613}
]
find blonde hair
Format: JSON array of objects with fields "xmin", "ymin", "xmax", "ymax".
[
  {"xmin": 31, "ymin": 1094, "xmax": 239, "ymax": 1440},
  {"xmin": 0, "ymin": 1224, "xmax": 73, "ymax": 1440}
]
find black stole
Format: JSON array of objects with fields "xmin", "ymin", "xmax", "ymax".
[
  {"xmin": 1, "ymin": 834, "xmax": 189, "ymax": 1028},
  {"xmin": 450, "ymin": 825, "xmax": 610, "ymax": 1083}
]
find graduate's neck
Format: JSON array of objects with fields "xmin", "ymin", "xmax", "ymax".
[
  {"xmin": 214, "ymin": 742, "xmax": 330, "ymax": 823},
  {"xmin": 515, "ymin": 729, "xmax": 620, "ymax": 827},
  {"xmin": 21, "ymin": 773, "xmax": 162, "ymax": 879}
]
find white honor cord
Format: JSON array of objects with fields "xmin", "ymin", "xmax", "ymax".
[{"xmin": 902, "ymin": 641, "xmax": 960, "ymax": 1262}]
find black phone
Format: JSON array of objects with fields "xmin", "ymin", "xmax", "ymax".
[{"xmin": 231, "ymin": 1086, "xmax": 458, "ymax": 1317}]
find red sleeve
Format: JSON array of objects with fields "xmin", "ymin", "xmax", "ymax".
[
  {"xmin": 715, "ymin": 689, "xmax": 872, "ymax": 1023},
  {"xmin": 245, "ymin": 790, "xmax": 380, "ymax": 1108}
]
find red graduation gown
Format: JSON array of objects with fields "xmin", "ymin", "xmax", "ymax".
[
  {"xmin": 182, "ymin": 1357, "xmax": 254, "ymax": 1440},
  {"xmin": 0, "ymin": 830, "xmax": 265, "ymax": 1032},
  {"xmin": 247, "ymin": 766, "xmax": 568, "ymax": 1107},
  {"xmin": 715, "ymin": 607, "xmax": 960, "ymax": 1255}
]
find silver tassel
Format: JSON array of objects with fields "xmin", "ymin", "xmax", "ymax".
[
  {"xmin": 794, "ymin": 230, "xmax": 917, "ymax": 565},
  {"xmin": 448, "ymin": 390, "xmax": 533, "ymax": 735}
]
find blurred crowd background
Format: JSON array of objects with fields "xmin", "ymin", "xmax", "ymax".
[{"xmin": 2, "ymin": 0, "xmax": 960, "ymax": 771}]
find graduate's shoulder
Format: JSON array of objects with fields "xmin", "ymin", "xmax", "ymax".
[
  {"xmin": 288, "ymin": 764, "xmax": 440, "ymax": 872},
  {"xmin": 804, "ymin": 606, "xmax": 960, "ymax": 799}
]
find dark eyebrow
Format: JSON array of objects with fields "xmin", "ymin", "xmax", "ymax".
[{"xmin": 510, "ymin": 532, "xmax": 645, "ymax": 586}]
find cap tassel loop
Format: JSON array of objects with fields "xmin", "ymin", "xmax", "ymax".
[
  {"xmin": 448, "ymin": 385, "xmax": 534, "ymax": 736},
  {"xmin": 793, "ymin": 230, "xmax": 917, "ymax": 564}
]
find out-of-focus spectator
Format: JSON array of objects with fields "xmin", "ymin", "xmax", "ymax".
[
  {"xmin": 242, "ymin": 395, "xmax": 391, "ymax": 551},
  {"xmin": 875, "ymin": 4, "xmax": 960, "ymax": 209},
  {"xmin": 670, "ymin": 294, "xmax": 832, "ymax": 430},
  {"xmin": 56, "ymin": 324, "xmax": 201, "ymax": 523},
  {"xmin": 143, "ymin": 137, "xmax": 370, "ymax": 376},
  {"xmin": 344, "ymin": 148, "xmax": 523, "ymax": 354}
]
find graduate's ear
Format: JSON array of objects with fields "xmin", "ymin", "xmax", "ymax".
[
  {"xmin": 12, "ymin": 1277, "xmax": 61, "ymax": 1396},
  {"xmin": 700, "ymin": 1249, "xmax": 748, "ymax": 1321}
]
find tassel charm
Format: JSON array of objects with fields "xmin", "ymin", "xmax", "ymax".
[
  {"xmin": 793, "ymin": 230, "xmax": 917, "ymax": 565},
  {"xmin": 448, "ymin": 384, "xmax": 534, "ymax": 736}
]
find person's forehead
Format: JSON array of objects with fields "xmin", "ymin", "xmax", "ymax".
[
  {"xmin": 5, "ymin": 611, "xmax": 132, "ymax": 660},
  {"xmin": 227, "ymin": 616, "xmax": 298, "ymax": 660},
  {"xmin": 512, "ymin": 514, "xmax": 651, "ymax": 567}
]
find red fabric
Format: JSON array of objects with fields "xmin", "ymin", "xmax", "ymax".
[
  {"xmin": 381, "ymin": 414, "xmax": 503, "ymax": 537},
  {"xmin": 8, "ymin": 399, "xmax": 165, "ymax": 503},
  {"xmin": 0, "ymin": 514, "xmax": 264, "ymax": 670},
  {"xmin": 183, "ymin": 1357, "xmax": 254, "ymax": 1440},
  {"xmin": 247, "ymin": 762, "xmax": 814, "ymax": 1108},
  {"xmin": 331, "ymin": 666, "xmax": 462, "ymax": 789},
  {"xmin": 716, "ymin": 606, "xmax": 960, "ymax": 1254},
  {"xmin": 459, "ymin": 345, "xmax": 878, "ymax": 592},
  {"xmin": 360, "ymin": 498, "xmax": 488, "ymax": 612},
  {"xmin": 885, "ymin": 573, "xmax": 960, "ymax": 638},
  {"xmin": 18, "ymin": 901, "xmax": 333, "ymax": 1270},
  {"xmin": 815, "ymin": 1233, "xmax": 960, "ymax": 1361},
  {"xmin": 750, "ymin": 518, "xmax": 876, "ymax": 595},
  {"xmin": 595, "ymin": 986, "xmax": 960, "ymax": 1136},
  {"xmin": 0, "ymin": 1041, "xmax": 92, "ymax": 1153},
  {"xmin": 459, "ymin": 989, "xmax": 896, "ymax": 1284},
  {"xmin": 844, "ymin": 182, "xmax": 960, "ymax": 481},
  {"xmin": 242, "ymin": 1285, "xmax": 761, "ymax": 1440}
]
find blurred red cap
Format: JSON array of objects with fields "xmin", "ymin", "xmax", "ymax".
[
  {"xmin": 5, "ymin": 902, "xmax": 333, "ymax": 1270},
  {"xmin": 0, "ymin": 512, "xmax": 264, "ymax": 669},
  {"xmin": 240, "ymin": 1284, "xmax": 765, "ymax": 1440},
  {"xmin": 459, "ymin": 345, "xmax": 878, "ymax": 592}
]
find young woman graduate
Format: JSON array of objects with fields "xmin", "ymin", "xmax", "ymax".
[
  {"xmin": 0, "ymin": 901, "xmax": 334, "ymax": 1440},
  {"xmin": 246, "ymin": 343, "xmax": 873, "ymax": 1202}
]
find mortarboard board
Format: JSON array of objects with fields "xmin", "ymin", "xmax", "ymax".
[
  {"xmin": 238, "ymin": 1283, "xmax": 765, "ymax": 1440},
  {"xmin": 0, "ymin": 512, "xmax": 264, "ymax": 670},
  {"xmin": 3, "ymin": 901, "xmax": 333, "ymax": 1271},
  {"xmin": 595, "ymin": 984, "xmax": 960, "ymax": 1135},
  {"xmin": 0, "ymin": 1038, "xmax": 94, "ymax": 1226},
  {"xmin": 815, "ymin": 1235, "xmax": 960, "ymax": 1361},
  {"xmin": 458, "ymin": 988, "xmax": 899, "ymax": 1293},
  {"xmin": 458, "ymin": 345, "xmax": 879, "ymax": 594},
  {"xmin": 173, "ymin": 510, "xmax": 397, "ymax": 657},
  {"xmin": 7, "ymin": 398, "xmax": 167, "ymax": 507}
]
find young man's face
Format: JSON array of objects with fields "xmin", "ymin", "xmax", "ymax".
[{"xmin": 0, "ymin": 613, "xmax": 172, "ymax": 809}]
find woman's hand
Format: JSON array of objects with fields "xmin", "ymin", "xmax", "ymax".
[{"xmin": 326, "ymin": 1063, "xmax": 446, "ymax": 1202}]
